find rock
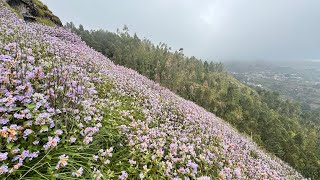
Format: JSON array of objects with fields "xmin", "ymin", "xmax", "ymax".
[{"xmin": 6, "ymin": 0, "xmax": 62, "ymax": 26}]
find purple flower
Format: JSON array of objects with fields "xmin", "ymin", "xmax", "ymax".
[
  {"xmin": 0, "ymin": 118, "xmax": 9, "ymax": 125},
  {"xmin": 55, "ymin": 154, "xmax": 69, "ymax": 169},
  {"xmin": 187, "ymin": 161, "xmax": 198, "ymax": 175},
  {"xmin": 21, "ymin": 150, "xmax": 30, "ymax": 159},
  {"xmin": 55, "ymin": 129, "xmax": 63, "ymax": 136},
  {"xmin": 0, "ymin": 164, "xmax": 8, "ymax": 175},
  {"xmin": 118, "ymin": 171, "xmax": 128, "ymax": 180},
  {"xmin": 70, "ymin": 137, "xmax": 76, "ymax": 143},
  {"xmin": 14, "ymin": 113, "xmax": 24, "ymax": 119},
  {"xmin": 0, "ymin": 107, "xmax": 6, "ymax": 113},
  {"xmin": 83, "ymin": 136, "xmax": 93, "ymax": 144},
  {"xmin": 43, "ymin": 136, "xmax": 60, "ymax": 150},
  {"xmin": 23, "ymin": 129, "xmax": 33, "ymax": 139},
  {"xmin": 27, "ymin": 55, "xmax": 35, "ymax": 63},
  {"xmin": 234, "ymin": 167, "xmax": 241, "ymax": 178},
  {"xmin": 0, "ymin": 152, "xmax": 8, "ymax": 161}
]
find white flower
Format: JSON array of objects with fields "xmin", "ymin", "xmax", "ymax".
[
  {"xmin": 104, "ymin": 159, "xmax": 110, "ymax": 164},
  {"xmin": 139, "ymin": 173, "xmax": 144, "ymax": 179},
  {"xmin": 93, "ymin": 155, "xmax": 99, "ymax": 161},
  {"xmin": 72, "ymin": 167, "xmax": 83, "ymax": 177},
  {"xmin": 55, "ymin": 154, "xmax": 69, "ymax": 169},
  {"xmin": 129, "ymin": 159, "xmax": 136, "ymax": 165}
]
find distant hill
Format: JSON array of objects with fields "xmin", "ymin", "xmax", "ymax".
[{"xmin": 226, "ymin": 60, "xmax": 320, "ymax": 110}]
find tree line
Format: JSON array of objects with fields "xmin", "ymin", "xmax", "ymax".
[{"xmin": 66, "ymin": 23, "xmax": 320, "ymax": 179}]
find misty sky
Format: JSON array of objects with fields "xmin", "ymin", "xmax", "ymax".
[{"xmin": 42, "ymin": 0, "xmax": 320, "ymax": 61}]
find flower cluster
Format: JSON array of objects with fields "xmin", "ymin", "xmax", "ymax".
[
  {"xmin": 92, "ymin": 147, "xmax": 113, "ymax": 165},
  {"xmin": 0, "ymin": 2, "xmax": 306, "ymax": 179},
  {"xmin": 0, "ymin": 3, "xmax": 103, "ymax": 176}
]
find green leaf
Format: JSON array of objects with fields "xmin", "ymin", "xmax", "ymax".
[
  {"xmin": 12, "ymin": 144, "xmax": 21, "ymax": 150},
  {"xmin": 6, "ymin": 142, "xmax": 14, "ymax": 150},
  {"xmin": 12, "ymin": 107, "xmax": 23, "ymax": 111},
  {"xmin": 26, "ymin": 103, "xmax": 36, "ymax": 110},
  {"xmin": 41, "ymin": 125, "xmax": 49, "ymax": 132}
]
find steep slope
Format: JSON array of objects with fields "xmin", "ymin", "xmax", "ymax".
[
  {"xmin": 0, "ymin": 2, "xmax": 305, "ymax": 179},
  {"xmin": 68, "ymin": 25, "xmax": 320, "ymax": 179}
]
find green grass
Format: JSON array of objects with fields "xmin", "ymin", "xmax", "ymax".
[
  {"xmin": 36, "ymin": 17, "xmax": 56, "ymax": 27},
  {"xmin": 13, "ymin": 81, "xmax": 146, "ymax": 179},
  {"xmin": 32, "ymin": 0, "xmax": 46, "ymax": 9}
]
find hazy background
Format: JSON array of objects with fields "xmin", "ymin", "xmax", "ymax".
[{"xmin": 42, "ymin": 0, "xmax": 320, "ymax": 61}]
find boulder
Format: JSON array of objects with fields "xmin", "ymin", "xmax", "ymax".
[{"xmin": 6, "ymin": 0, "xmax": 62, "ymax": 26}]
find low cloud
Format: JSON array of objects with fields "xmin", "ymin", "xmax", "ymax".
[{"xmin": 43, "ymin": 0, "xmax": 320, "ymax": 61}]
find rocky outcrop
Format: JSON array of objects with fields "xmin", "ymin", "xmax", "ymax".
[{"xmin": 5, "ymin": 0, "xmax": 62, "ymax": 26}]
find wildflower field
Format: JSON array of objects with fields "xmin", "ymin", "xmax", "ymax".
[{"xmin": 0, "ymin": 3, "xmax": 305, "ymax": 179}]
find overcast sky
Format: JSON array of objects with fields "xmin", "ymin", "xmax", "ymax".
[{"xmin": 42, "ymin": 0, "xmax": 320, "ymax": 62}]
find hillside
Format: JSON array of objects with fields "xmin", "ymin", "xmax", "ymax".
[
  {"xmin": 67, "ymin": 25, "xmax": 320, "ymax": 178},
  {"xmin": 0, "ymin": 2, "xmax": 307, "ymax": 179},
  {"xmin": 2, "ymin": 0, "xmax": 62, "ymax": 26},
  {"xmin": 226, "ymin": 60, "xmax": 320, "ymax": 110}
]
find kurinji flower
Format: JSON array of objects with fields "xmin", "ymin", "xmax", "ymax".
[
  {"xmin": 55, "ymin": 129, "xmax": 63, "ymax": 136},
  {"xmin": 0, "ymin": 118, "xmax": 9, "ymax": 125},
  {"xmin": 105, "ymin": 147, "xmax": 113, "ymax": 157},
  {"xmin": 4, "ymin": 97, "xmax": 16, "ymax": 107},
  {"xmin": 70, "ymin": 137, "xmax": 76, "ymax": 143},
  {"xmin": 234, "ymin": 167, "xmax": 241, "ymax": 178},
  {"xmin": 93, "ymin": 168, "xmax": 103, "ymax": 180},
  {"xmin": 187, "ymin": 161, "xmax": 198, "ymax": 175},
  {"xmin": 28, "ymin": 151, "xmax": 39, "ymax": 160},
  {"xmin": 35, "ymin": 112, "xmax": 51, "ymax": 125},
  {"xmin": 0, "ymin": 107, "xmax": 6, "ymax": 113},
  {"xmin": 23, "ymin": 129, "xmax": 33, "ymax": 139},
  {"xmin": 27, "ymin": 55, "xmax": 34, "ymax": 63},
  {"xmin": 43, "ymin": 136, "xmax": 60, "ymax": 150},
  {"xmin": 55, "ymin": 154, "xmax": 69, "ymax": 169},
  {"xmin": 0, "ymin": 164, "xmax": 8, "ymax": 175},
  {"xmin": 96, "ymin": 123, "xmax": 102, "ymax": 128},
  {"xmin": 0, "ymin": 152, "xmax": 8, "ymax": 161},
  {"xmin": 72, "ymin": 167, "xmax": 83, "ymax": 177},
  {"xmin": 13, "ymin": 163, "xmax": 22, "ymax": 170},
  {"xmin": 118, "ymin": 171, "xmax": 128, "ymax": 180},
  {"xmin": 139, "ymin": 173, "xmax": 144, "ymax": 179},
  {"xmin": 83, "ymin": 136, "xmax": 93, "ymax": 144}
]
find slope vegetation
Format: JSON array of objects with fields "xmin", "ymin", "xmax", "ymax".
[
  {"xmin": 0, "ymin": 3, "xmax": 305, "ymax": 179},
  {"xmin": 67, "ymin": 25, "xmax": 320, "ymax": 179}
]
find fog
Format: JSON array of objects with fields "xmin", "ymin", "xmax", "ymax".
[{"xmin": 42, "ymin": 0, "xmax": 320, "ymax": 61}]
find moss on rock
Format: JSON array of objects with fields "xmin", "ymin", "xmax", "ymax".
[{"xmin": 5, "ymin": 0, "xmax": 62, "ymax": 26}]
